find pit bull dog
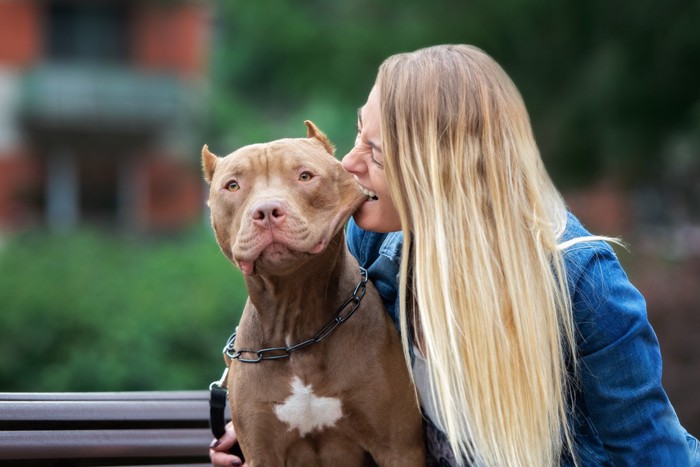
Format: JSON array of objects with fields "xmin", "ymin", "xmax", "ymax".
[{"xmin": 202, "ymin": 121, "xmax": 425, "ymax": 466}]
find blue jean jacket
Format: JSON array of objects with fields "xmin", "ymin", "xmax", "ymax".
[{"xmin": 346, "ymin": 214, "xmax": 699, "ymax": 466}]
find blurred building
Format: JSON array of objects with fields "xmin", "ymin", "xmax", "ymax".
[{"xmin": 0, "ymin": 0, "xmax": 210, "ymax": 232}]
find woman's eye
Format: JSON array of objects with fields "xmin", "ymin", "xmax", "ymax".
[
  {"xmin": 226, "ymin": 180, "xmax": 240, "ymax": 191},
  {"xmin": 299, "ymin": 171, "xmax": 313, "ymax": 182},
  {"xmin": 371, "ymin": 156, "xmax": 384, "ymax": 168}
]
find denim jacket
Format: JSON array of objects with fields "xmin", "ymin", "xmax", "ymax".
[{"xmin": 347, "ymin": 214, "xmax": 699, "ymax": 466}]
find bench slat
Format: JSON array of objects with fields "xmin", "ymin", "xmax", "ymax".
[
  {"xmin": 0, "ymin": 391, "xmax": 207, "ymax": 401},
  {"xmin": 1, "ymin": 399, "xmax": 209, "ymax": 422},
  {"xmin": 0, "ymin": 391, "xmax": 227, "ymax": 464},
  {"xmin": 0, "ymin": 428, "xmax": 212, "ymax": 460}
]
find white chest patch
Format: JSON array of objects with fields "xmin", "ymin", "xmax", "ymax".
[{"xmin": 274, "ymin": 376, "xmax": 343, "ymax": 437}]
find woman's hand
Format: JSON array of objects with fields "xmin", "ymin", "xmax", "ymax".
[{"xmin": 209, "ymin": 421, "xmax": 246, "ymax": 467}]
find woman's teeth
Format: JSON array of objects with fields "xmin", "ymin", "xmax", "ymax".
[{"xmin": 359, "ymin": 186, "xmax": 379, "ymax": 200}]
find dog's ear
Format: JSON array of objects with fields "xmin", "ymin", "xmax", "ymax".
[
  {"xmin": 202, "ymin": 145, "xmax": 218, "ymax": 184},
  {"xmin": 304, "ymin": 120, "xmax": 335, "ymax": 156}
]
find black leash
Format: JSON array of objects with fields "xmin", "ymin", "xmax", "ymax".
[
  {"xmin": 208, "ymin": 366, "xmax": 230, "ymax": 440},
  {"xmin": 208, "ymin": 267, "xmax": 368, "ymax": 444},
  {"xmin": 208, "ymin": 366, "xmax": 245, "ymax": 461}
]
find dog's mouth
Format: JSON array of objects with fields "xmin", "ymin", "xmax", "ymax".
[
  {"xmin": 260, "ymin": 242, "xmax": 297, "ymax": 261},
  {"xmin": 237, "ymin": 239, "xmax": 322, "ymax": 275},
  {"xmin": 238, "ymin": 244, "xmax": 290, "ymax": 275}
]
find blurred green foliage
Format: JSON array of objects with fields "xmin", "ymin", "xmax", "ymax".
[
  {"xmin": 0, "ymin": 227, "xmax": 246, "ymax": 391},
  {"xmin": 206, "ymin": 0, "xmax": 700, "ymax": 188}
]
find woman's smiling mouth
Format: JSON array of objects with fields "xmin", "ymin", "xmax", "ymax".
[{"xmin": 358, "ymin": 184, "xmax": 379, "ymax": 200}]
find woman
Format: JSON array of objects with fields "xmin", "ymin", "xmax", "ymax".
[{"xmin": 211, "ymin": 45, "xmax": 699, "ymax": 466}]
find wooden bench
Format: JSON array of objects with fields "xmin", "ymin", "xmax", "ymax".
[{"xmin": 0, "ymin": 391, "xmax": 227, "ymax": 466}]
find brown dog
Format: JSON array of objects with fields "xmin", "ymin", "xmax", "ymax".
[{"xmin": 202, "ymin": 121, "xmax": 425, "ymax": 466}]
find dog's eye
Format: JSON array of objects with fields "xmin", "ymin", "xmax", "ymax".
[
  {"xmin": 299, "ymin": 172, "xmax": 313, "ymax": 182},
  {"xmin": 226, "ymin": 180, "xmax": 240, "ymax": 192}
]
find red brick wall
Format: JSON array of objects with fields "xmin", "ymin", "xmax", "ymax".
[
  {"xmin": 0, "ymin": 154, "xmax": 42, "ymax": 229},
  {"xmin": 0, "ymin": 1, "xmax": 41, "ymax": 67},
  {"xmin": 564, "ymin": 178, "xmax": 632, "ymax": 236},
  {"xmin": 143, "ymin": 157, "xmax": 203, "ymax": 230},
  {"xmin": 131, "ymin": 3, "xmax": 210, "ymax": 77}
]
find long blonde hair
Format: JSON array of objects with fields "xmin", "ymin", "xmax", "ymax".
[{"xmin": 378, "ymin": 44, "xmax": 578, "ymax": 466}]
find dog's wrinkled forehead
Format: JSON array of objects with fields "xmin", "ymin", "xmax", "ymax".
[{"xmin": 213, "ymin": 138, "xmax": 337, "ymax": 185}]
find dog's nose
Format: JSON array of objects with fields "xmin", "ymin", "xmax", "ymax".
[{"xmin": 252, "ymin": 201, "xmax": 287, "ymax": 226}]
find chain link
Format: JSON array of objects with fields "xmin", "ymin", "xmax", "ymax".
[{"xmin": 223, "ymin": 267, "xmax": 368, "ymax": 364}]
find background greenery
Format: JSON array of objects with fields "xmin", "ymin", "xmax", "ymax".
[
  {"xmin": 206, "ymin": 0, "xmax": 700, "ymax": 191},
  {"xmin": 0, "ymin": 0, "xmax": 698, "ymax": 432},
  {"xmin": 0, "ymin": 227, "xmax": 246, "ymax": 391}
]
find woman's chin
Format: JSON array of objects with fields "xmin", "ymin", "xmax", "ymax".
[{"xmin": 352, "ymin": 201, "xmax": 401, "ymax": 233}]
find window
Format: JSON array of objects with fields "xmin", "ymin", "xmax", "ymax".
[{"xmin": 46, "ymin": 1, "xmax": 129, "ymax": 63}]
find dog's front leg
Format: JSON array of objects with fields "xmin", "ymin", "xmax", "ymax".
[{"xmin": 373, "ymin": 445, "xmax": 426, "ymax": 467}]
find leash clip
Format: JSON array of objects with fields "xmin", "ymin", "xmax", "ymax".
[{"xmin": 209, "ymin": 366, "xmax": 229, "ymax": 391}]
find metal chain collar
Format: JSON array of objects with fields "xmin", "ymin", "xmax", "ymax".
[{"xmin": 222, "ymin": 267, "xmax": 368, "ymax": 364}]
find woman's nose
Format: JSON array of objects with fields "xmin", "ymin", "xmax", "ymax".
[{"xmin": 341, "ymin": 146, "xmax": 362, "ymax": 174}]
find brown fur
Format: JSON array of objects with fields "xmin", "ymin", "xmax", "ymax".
[{"xmin": 203, "ymin": 121, "xmax": 425, "ymax": 466}]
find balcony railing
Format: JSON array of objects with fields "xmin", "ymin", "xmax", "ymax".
[{"xmin": 20, "ymin": 63, "xmax": 192, "ymax": 131}]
